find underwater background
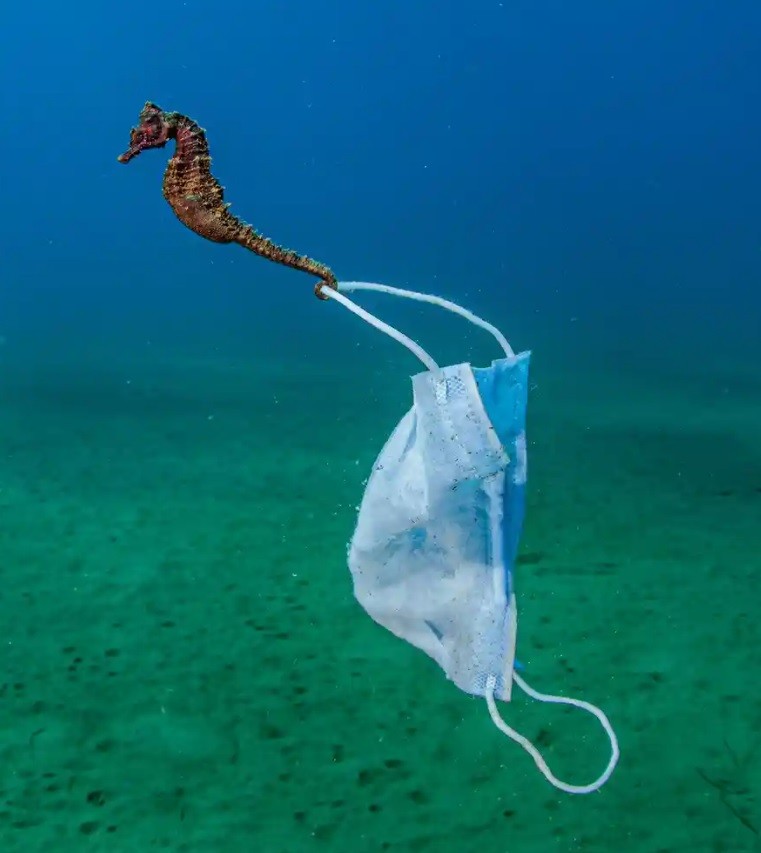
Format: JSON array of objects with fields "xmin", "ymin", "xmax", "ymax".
[{"xmin": 1, "ymin": 1, "xmax": 760, "ymax": 850}]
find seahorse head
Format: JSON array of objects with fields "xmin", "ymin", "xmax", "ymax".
[{"xmin": 117, "ymin": 102, "xmax": 175, "ymax": 163}]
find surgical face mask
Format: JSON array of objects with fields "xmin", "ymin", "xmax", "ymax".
[{"xmin": 320, "ymin": 280, "xmax": 619, "ymax": 796}]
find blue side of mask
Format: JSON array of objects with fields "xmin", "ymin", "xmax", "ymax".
[{"xmin": 473, "ymin": 353, "xmax": 531, "ymax": 602}]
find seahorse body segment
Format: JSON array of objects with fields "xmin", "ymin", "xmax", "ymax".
[{"xmin": 118, "ymin": 102, "xmax": 336, "ymax": 297}]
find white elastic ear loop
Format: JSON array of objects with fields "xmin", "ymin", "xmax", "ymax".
[
  {"xmin": 338, "ymin": 281, "xmax": 515, "ymax": 359},
  {"xmin": 485, "ymin": 672, "xmax": 619, "ymax": 795},
  {"xmin": 320, "ymin": 286, "xmax": 438, "ymax": 371}
]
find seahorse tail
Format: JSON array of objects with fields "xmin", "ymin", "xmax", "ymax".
[{"xmin": 235, "ymin": 224, "xmax": 336, "ymax": 295}]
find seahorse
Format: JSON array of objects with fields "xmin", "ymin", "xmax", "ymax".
[{"xmin": 117, "ymin": 102, "xmax": 337, "ymax": 298}]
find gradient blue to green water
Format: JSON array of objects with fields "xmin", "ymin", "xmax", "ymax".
[{"xmin": 1, "ymin": 2, "xmax": 759, "ymax": 851}]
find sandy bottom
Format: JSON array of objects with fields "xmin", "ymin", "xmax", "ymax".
[{"xmin": 0, "ymin": 345, "xmax": 758, "ymax": 852}]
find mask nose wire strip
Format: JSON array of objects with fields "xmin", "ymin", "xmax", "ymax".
[
  {"xmin": 485, "ymin": 673, "xmax": 620, "ymax": 795},
  {"xmin": 319, "ymin": 286, "xmax": 438, "ymax": 371},
  {"xmin": 337, "ymin": 281, "xmax": 514, "ymax": 359}
]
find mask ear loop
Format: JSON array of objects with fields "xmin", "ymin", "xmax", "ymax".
[
  {"xmin": 485, "ymin": 673, "xmax": 620, "ymax": 794},
  {"xmin": 336, "ymin": 281, "xmax": 515, "ymax": 359},
  {"xmin": 318, "ymin": 279, "xmax": 514, "ymax": 368},
  {"xmin": 320, "ymin": 286, "xmax": 439, "ymax": 371}
]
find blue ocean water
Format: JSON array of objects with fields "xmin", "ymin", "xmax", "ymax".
[
  {"xmin": 1, "ymin": 2, "xmax": 759, "ymax": 851},
  {"xmin": 2, "ymin": 0, "xmax": 758, "ymax": 369}
]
